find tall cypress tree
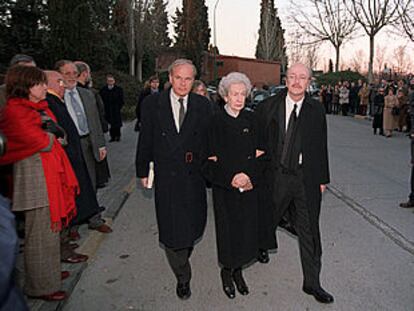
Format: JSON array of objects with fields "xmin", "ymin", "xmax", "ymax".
[
  {"xmin": 7, "ymin": 0, "xmax": 47, "ymax": 66},
  {"xmin": 255, "ymin": 0, "xmax": 287, "ymax": 72},
  {"xmin": 173, "ymin": 0, "xmax": 210, "ymax": 76}
]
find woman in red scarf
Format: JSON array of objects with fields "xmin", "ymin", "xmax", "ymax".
[{"xmin": 0, "ymin": 66, "xmax": 79, "ymax": 301}]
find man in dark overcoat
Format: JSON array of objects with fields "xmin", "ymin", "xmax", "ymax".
[
  {"xmin": 400, "ymin": 79, "xmax": 414, "ymax": 208},
  {"xmin": 100, "ymin": 75, "xmax": 124, "ymax": 142},
  {"xmin": 136, "ymin": 59, "xmax": 211, "ymax": 300},
  {"xmin": 256, "ymin": 63, "xmax": 333, "ymax": 304}
]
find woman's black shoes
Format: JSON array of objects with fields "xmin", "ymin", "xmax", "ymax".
[
  {"xmin": 257, "ymin": 249, "xmax": 270, "ymax": 264},
  {"xmin": 220, "ymin": 269, "xmax": 235, "ymax": 299},
  {"xmin": 232, "ymin": 269, "xmax": 249, "ymax": 296}
]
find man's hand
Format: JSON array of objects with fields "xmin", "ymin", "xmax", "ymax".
[
  {"xmin": 320, "ymin": 184, "xmax": 327, "ymax": 193},
  {"xmin": 99, "ymin": 147, "xmax": 107, "ymax": 161},
  {"xmin": 140, "ymin": 178, "xmax": 148, "ymax": 188}
]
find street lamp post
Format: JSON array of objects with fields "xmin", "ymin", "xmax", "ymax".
[{"xmin": 213, "ymin": 0, "xmax": 220, "ymax": 84}]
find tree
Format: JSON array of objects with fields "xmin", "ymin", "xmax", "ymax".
[
  {"xmin": 350, "ymin": 49, "xmax": 366, "ymax": 73},
  {"xmin": 397, "ymin": 0, "xmax": 414, "ymax": 41},
  {"xmin": 392, "ymin": 45, "xmax": 411, "ymax": 75},
  {"xmin": 290, "ymin": 0, "xmax": 357, "ymax": 72},
  {"xmin": 305, "ymin": 44, "xmax": 319, "ymax": 70},
  {"xmin": 374, "ymin": 44, "xmax": 387, "ymax": 74},
  {"xmin": 173, "ymin": 0, "xmax": 211, "ymax": 76},
  {"xmin": 343, "ymin": 0, "xmax": 408, "ymax": 83},
  {"xmin": 255, "ymin": 0, "xmax": 287, "ymax": 72},
  {"xmin": 8, "ymin": 0, "xmax": 48, "ymax": 66}
]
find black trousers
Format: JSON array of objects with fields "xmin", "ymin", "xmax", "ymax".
[
  {"xmin": 165, "ymin": 247, "xmax": 193, "ymax": 284},
  {"xmin": 273, "ymin": 169, "xmax": 322, "ymax": 289},
  {"xmin": 109, "ymin": 126, "xmax": 121, "ymax": 139},
  {"xmin": 410, "ymin": 141, "xmax": 414, "ymax": 203}
]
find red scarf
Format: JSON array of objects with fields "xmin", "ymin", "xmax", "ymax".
[{"xmin": 0, "ymin": 98, "xmax": 79, "ymax": 231}]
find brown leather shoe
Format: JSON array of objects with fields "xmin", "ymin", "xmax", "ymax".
[
  {"xmin": 90, "ymin": 224, "xmax": 113, "ymax": 233},
  {"xmin": 32, "ymin": 290, "xmax": 67, "ymax": 301},
  {"xmin": 61, "ymin": 271, "xmax": 70, "ymax": 280},
  {"xmin": 62, "ymin": 253, "xmax": 89, "ymax": 264}
]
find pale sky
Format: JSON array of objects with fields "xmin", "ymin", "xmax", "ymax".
[{"xmin": 166, "ymin": 0, "xmax": 414, "ymax": 72}]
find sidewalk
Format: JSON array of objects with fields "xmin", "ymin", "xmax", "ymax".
[{"xmin": 26, "ymin": 122, "xmax": 137, "ymax": 311}]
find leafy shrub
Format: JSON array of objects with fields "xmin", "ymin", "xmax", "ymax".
[{"xmin": 316, "ymin": 70, "xmax": 366, "ymax": 86}]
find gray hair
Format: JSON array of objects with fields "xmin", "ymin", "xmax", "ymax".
[
  {"xmin": 168, "ymin": 59, "xmax": 197, "ymax": 77},
  {"xmin": 218, "ymin": 72, "xmax": 252, "ymax": 97},
  {"xmin": 74, "ymin": 61, "xmax": 90, "ymax": 75}
]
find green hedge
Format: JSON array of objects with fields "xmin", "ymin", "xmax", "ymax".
[
  {"xmin": 93, "ymin": 69, "xmax": 142, "ymax": 120},
  {"xmin": 316, "ymin": 70, "xmax": 366, "ymax": 86}
]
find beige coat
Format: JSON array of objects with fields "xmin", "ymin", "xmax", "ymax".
[
  {"xmin": 383, "ymin": 94, "xmax": 398, "ymax": 131},
  {"xmin": 358, "ymin": 86, "xmax": 369, "ymax": 106}
]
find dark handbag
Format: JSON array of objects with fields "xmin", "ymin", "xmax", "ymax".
[{"xmin": 391, "ymin": 106, "xmax": 400, "ymax": 116}]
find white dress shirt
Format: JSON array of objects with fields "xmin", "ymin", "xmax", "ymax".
[
  {"xmin": 64, "ymin": 88, "xmax": 89, "ymax": 136},
  {"xmin": 170, "ymin": 90, "xmax": 188, "ymax": 132}
]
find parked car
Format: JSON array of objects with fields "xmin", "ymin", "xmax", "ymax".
[{"xmin": 246, "ymin": 90, "xmax": 270, "ymax": 110}]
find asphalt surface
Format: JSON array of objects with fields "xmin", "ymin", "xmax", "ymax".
[{"xmin": 57, "ymin": 115, "xmax": 414, "ymax": 311}]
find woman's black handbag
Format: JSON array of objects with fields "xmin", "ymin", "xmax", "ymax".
[{"xmin": 391, "ymin": 106, "xmax": 400, "ymax": 116}]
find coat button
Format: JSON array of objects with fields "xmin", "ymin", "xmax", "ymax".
[
  {"xmin": 171, "ymin": 171, "xmax": 176, "ymax": 176},
  {"xmin": 162, "ymin": 132, "xmax": 166, "ymax": 137},
  {"xmin": 247, "ymin": 156, "xmax": 252, "ymax": 160}
]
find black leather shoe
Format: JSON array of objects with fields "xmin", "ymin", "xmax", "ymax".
[
  {"xmin": 176, "ymin": 282, "xmax": 191, "ymax": 300},
  {"xmin": 400, "ymin": 201, "xmax": 414, "ymax": 208},
  {"xmin": 257, "ymin": 249, "xmax": 270, "ymax": 264},
  {"xmin": 220, "ymin": 269, "xmax": 235, "ymax": 299},
  {"xmin": 232, "ymin": 269, "xmax": 249, "ymax": 296},
  {"xmin": 303, "ymin": 286, "xmax": 334, "ymax": 304}
]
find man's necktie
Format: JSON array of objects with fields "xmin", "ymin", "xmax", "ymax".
[
  {"xmin": 280, "ymin": 103, "xmax": 298, "ymax": 169},
  {"xmin": 178, "ymin": 98, "xmax": 185, "ymax": 129},
  {"xmin": 69, "ymin": 90, "xmax": 88, "ymax": 133}
]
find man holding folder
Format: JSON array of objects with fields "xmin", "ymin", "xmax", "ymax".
[{"xmin": 136, "ymin": 59, "xmax": 211, "ymax": 300}]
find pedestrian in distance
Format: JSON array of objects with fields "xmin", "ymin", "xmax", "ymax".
[
  {"xmin": 136, "ymin": 59, "xmax": 212, "ymax": 300},
  {"xmin": 100, "ymin": 74, "xmax": 125, "ymax": 142},
  {"xmin": 372, "ymin": 88, "xmax": 385, "ymax": 136},
  {"xmin": 256, "ymin": 63, "xmax": 334, "ymax": 304}
]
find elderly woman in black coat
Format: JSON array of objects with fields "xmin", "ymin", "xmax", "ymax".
[{"xmin": 203, "ymin": 72, "xmax": 272, "ymax": 299}]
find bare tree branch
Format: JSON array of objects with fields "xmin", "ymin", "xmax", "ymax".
[
  {"xmin": 343, "ymin": 0, "xmax": 404, "ymax": 82},
  {"xmin": 289, "ymin": 0, "xmax": 357, "ymax": 72}
]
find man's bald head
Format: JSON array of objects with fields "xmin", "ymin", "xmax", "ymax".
[{"xmin": 45, "ymin": 70, "xmax": 65, "ymax": 99}]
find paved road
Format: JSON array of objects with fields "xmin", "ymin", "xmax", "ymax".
[{"xmin": 63, "ymin": 115, "xmax": 414, "ymax": 311}]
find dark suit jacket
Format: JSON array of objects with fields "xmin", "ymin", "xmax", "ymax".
[
  {"xmin": 77, "ymin": 87, "xmax": 106, "ymax": 162},
  {"xmin": 46, "ymin": 93, "xmax": 103, "ymax": 224},
  {"xmin": 256, "ymin": 89, "xmax": 330, "ymax": 227},
  {"xmin": 99, "ymin": 85, "xmax": 124, "ymax": 128},
  {"xmin": 136, "ymin": 89, "xmax": 211, "ymax": 249}
]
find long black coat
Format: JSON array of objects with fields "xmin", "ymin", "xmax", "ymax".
[
  {"xmin": 203, "ymin": 109, "xmax": 260, "ymax": 268},
  {"xmin": 136, "ymin": 89, "xmax": 211, "ymax": 249},
  {"xmin": 100, "ymin": 85, "xmax": 124, "ymax": 128},
  {"xmin": 256, "ymin": 90, "xmax": 330, "ymax": 246},
  {"xmin": 46, "ymin": 93, "xmax": 103, "ymax": 224}
]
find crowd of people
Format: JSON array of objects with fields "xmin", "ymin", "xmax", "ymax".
[
  {"xmin": 318, "ymin": 78, "xmax": 412, "ymax": 137},
  {"xmin": 2, "ymin": 53, "xmax": 413, "ymax": 309},
  {"xmin": 0, "ymin": 54, "xmax": 125, "ymax": 308}
]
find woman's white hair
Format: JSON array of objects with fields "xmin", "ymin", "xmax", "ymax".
[{"xmin": 218, "ymin": 72, "xmax": 252, "ymax": 97}]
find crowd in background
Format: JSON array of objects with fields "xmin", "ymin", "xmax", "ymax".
[{"xmin": 318, "ymin": 78, "xmax": 413, "ymax": 137}]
